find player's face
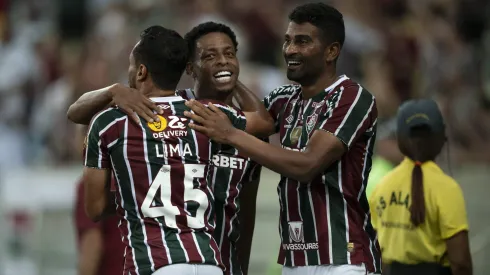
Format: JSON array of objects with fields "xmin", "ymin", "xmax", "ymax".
[
  {"xmin": 283, "ymin": 22, "xmax": 327, "ymax": 84},
  {"xmin": 192, "ymin": 32, "xmax": 239, "ymax": 95}
]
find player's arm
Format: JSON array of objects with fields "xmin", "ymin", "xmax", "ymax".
[
  {"xmin": 74, "ymin": 183, "xmax": 104, "ymax": 275},
  {"xmin": 83, "ymin": 168, "xmax": 115, "ymax": 221},
  {"xmin": 186, "ymin": 85, "xmax": 376, "ymax": 182},
  {"xmin": 83, "ymin": 113, "xmax": 119, "ymax": 221},
  {"xmin": 236, "ymin": 163, "xmax": 261, "ymax": 274},
  {"xmin": 78, "ymin": 227, "xmax": 103, "ymax": 275},
  {"xmin": 233, "ymin": 81, "xmax": 275, "ymax": 137},
  {"xmin": 67, "ymin": 83, "xmax": 161, "ymax": 125},
  {"xmin": 437, "ymin": 183, "xmax": 472, "ymax": 275}
]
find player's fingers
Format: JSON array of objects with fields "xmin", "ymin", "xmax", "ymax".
[
  {"xmin": 131, "ymin": 112, "xmax": 142, "ymax": 125},
  {"xmin": 184, "ymin": 111, "xmax": 206, "ymax": 124},
  {"xmin": 138, "ymin": 103, "xmax": 159, "ymax": 122},
  {"xmin": 120, "ymin": 107, "xmax": 141, "ymax": 125},
  {"xmin": 208, "ymin": 103, "xmax": 226, "ymax": 115},
  {"xmin": 132, "ymin": 106, "xmax": 155, "ymax": 124},
  {"xmin": 188, "ymin": 122, "xmax": 207, "ymax": 133},
  {"xmin": 185, "ymin": 100, "xmax": 211, "ymax": 118},
  {"xmin": 144, "ymin": 99, "xmax": 163, "ymax": 115}
]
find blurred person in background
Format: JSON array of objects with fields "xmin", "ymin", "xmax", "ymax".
[
  {"xmin": 67, "ymin": 21, "xmax": 263, "ymax": 275},
  {"xmin": 369, "ymin": 99, "xmax": 472, "ymax": 275},
  {"xmin": 0, "ymin": 6, "xmax": 42, "ymax": 169},
  {"xmin": 74, "ymin": 177, "xmax": 124, "ymax": 275},
  {"xmin": 184, "ymin": 3, "xmax": 381, "ymax": 274}
]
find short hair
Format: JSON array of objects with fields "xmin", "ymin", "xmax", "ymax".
[
  {"xmin": 288, "ymin": 3, "xmax": 345, "ymax": 46},
  {"xmin": 184, "ymin": 22, "xmax": 238, "ymax": 61},
  {"xmin": 133, "ymin": 26, "xmax": 188, "ymax": 90}
]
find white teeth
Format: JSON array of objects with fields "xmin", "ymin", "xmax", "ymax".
[
  {"xmin": 288, "ymin": 61, "xmax": 301, "ymax": 66},
  {"xmin": 215, "ymin": 76, "xmax": 231, "ymax": 83},
  {"xmin": 214, "ymin": 71, "xmax": 232, "ymax": 77}
]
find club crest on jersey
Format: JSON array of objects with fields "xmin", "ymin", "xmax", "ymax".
[
  {"xmin": 288, "ymin": 221, "xmax": 304, "ymax": 243},
  {"xmin": 306, "ymin": 113, "xmax": 319, "ymax": 133},
  {"xmin": 147, "ymin": 115, "xmax": 168, "ymax": 132},
  {"xmin": 290, "ymin": 127, "xmax": 302, "ymax": 144}
]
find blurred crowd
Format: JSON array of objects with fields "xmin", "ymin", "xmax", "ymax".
[{"xmin": 1, "ymin": 0, "xmax": 490, "ymax": 170}]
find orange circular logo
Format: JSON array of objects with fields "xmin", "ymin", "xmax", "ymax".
[{"xmin": 147, "ymin": 115, "xmax": 167, "ymax": 132}]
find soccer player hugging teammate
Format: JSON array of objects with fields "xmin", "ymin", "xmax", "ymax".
[
  {"xmin": 81, "ymin": 26, "xmax": 248, "ymax": 275},
  {"xmin": 180, "ymin": 22, "xmax": 264, "ymax": 275},
  {"xmin": 184, "ymin": 3, "xmax": 381, "ymax": 275},
  {"xmin": 67, "ymin": 22, "xmax": 266, "ymax": 275}
]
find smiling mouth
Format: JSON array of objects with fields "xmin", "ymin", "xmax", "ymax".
[
  {"xmin": 287, "ymin": 60, "xmax": 302, "ymax": 68},
  {"xmin": 214, "ymin": 70, "xmax": 233, "ymax": 83}
]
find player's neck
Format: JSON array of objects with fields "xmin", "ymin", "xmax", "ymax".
[
  {"xmin": 193, "ymin": 83, "xmax": 228, "ymax": 102},
  {"xmin": 301, "ymin": 70, "xmax": 338, "ymax": 99},
  {"xmin": 143, "ymin": 88, "xmax": 176, "ymax": 98}
]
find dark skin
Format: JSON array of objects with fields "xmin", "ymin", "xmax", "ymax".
[
  {"xmin": 83, "ymin": 41, "xmax": 175, "ymax": 221},
  {"xmin": 69, "ymin": 32, "xmax": 262, "ymax": 274},
  {"xmin": 187, "ymin": 32, "xmax": 239, "ymax": 101},
  {"xmin": 187, "ymin": 31, "xmax": 261, "ymax": 274},
  {"xmin": 184, "ymin": 22, "xmax": 346, "ymax": 182}
]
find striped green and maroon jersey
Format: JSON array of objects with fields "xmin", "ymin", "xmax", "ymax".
[
  {"xmin": 177, "ymin": 89, "xmax": 260, "ymax": 275},
  {"xmin": 84, "ymin": 96, "xmax": 246, "ymax": 275},
  {"xmin": 263, "ymin": 75, "xmax": 382, "ymax": 273}
]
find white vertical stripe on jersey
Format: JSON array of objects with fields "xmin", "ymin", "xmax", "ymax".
[
  {"xmin": 323, "ymin": 174, "xmax": 333, "ymax": 264},
  {"xmin": 277, "ymin": 183, "xmax": 286, "ymax": 264},
  {"xmin": 84, "ymin": 108, "xmax": 113, "ymax": 166},
  {"xmin": 358, "ymin": 127, "xmax": 377, "ymax": 269},
  {"xmin": 347, "ymin": 96, "xmax": 374, "ymax": 147},
  {"xmin": 123, "ymin": 118, "xmax": 151, "ymax": 274},
  {"xmin": 334, "ymin": 85, "xmax": 362, "ymax": 136},
  {"xmin": 110, "ymin": 152, "xmax": 134, "ymax": 273},
  {"xmin": 296, "ymin": 99, "xmax": 311, "ymax": 264},
  {"xmin": 337, "ymin": 162, "xmax": 351, "ymax": 264},
  {"xmin": 169, "ymin": 102, "xmax": 194, "ymax": 263},
  {"xmin": 140, "ymin": 122, "xmax": 172, "ymax": 265},
  {"xmin": 228, "ymin": 152, "xmax": 249, "ymax": 239},
  {"xmin": 285, "ymin": 179, "xmax": 294, "ymax": 266},
  {"xmin": 157, "ymin": 133, "xmax": 174, "ymax": 264}
]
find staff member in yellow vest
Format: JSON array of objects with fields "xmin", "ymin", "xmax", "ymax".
[{"xmin": 369, "ymin": 99, "xmax": 473, "ymax": 275}]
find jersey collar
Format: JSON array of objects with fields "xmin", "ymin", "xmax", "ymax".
[
  {"xmin": 150, "ymin": 96, "xmax": 185, "ymax": 103},
  {"xmin": 324, "ymin": 75, "xmax": 349, "ymax": 93}
]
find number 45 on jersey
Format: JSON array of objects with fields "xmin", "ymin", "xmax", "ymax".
[{"xmin": 141, "ymin": 164, "xmax": 208, "ymax": 229}]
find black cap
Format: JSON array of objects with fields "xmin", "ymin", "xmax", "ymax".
[{"xmin": 396, "ymin": 99, "xmax": 445, "ymax": 136}]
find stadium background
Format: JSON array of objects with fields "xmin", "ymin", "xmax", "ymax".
[{"xmin": 0, "ymin": 0, "xmax": 490, "ymax": 274}]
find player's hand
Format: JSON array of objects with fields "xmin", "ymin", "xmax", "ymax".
[
  {"xmin": 184, "ymin": 99, "xmax": 235, "ymax": 144},
  {"xmin": 109, "ymin": 83, "xmax": 163, "ymax": 124}
]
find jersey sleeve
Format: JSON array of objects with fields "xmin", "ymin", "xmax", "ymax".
[
  {"xmin": 317, "ymin": 85, "xmax": 377, "ymax": 148},
  {"xmin": 84, "ymin": 109, "xmax": 122, "ymax": 169},
  {"xmin": 263, "ymin": 85, "xmax": 296, "ymax": 132},
  {"xmin": 435, "ymin": 180, "xmax": 469, "ymax": 239},
  {"xmin": 214, "ymin": 104, "xmax": 247, "ymax": 132}
]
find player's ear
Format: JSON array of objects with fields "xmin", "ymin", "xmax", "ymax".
[
  {"xmin": 186, "ymin": 62, "xmax": 197, "ymax": 79},
  {"xmin": 325, "ymin": 42, "xmax": 341, "ymax": 63},
  {"xmin": 137, "ymin": 64, "xmax": 148, "ymax": 81}
]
